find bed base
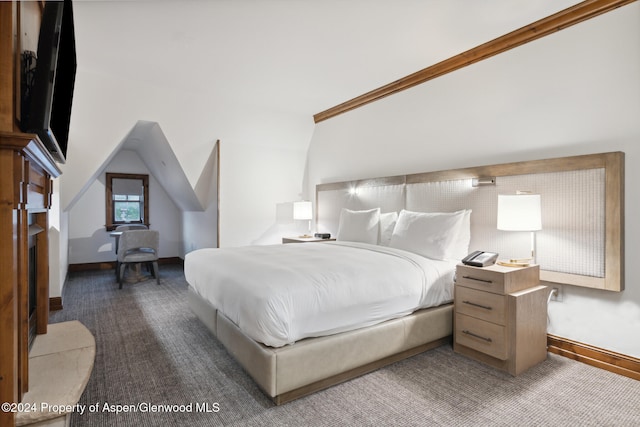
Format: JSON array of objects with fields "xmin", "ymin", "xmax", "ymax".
[
  {"xmin": 188, "ymin": 286, "xmax": 453, "ymax": 404},
  {"xmin": 273, "ymin": 336, "xmax": 450, "ymax": 404}
]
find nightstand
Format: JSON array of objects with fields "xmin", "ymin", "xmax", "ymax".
[
  {"xmin": 453, "ymin": 263, "xmax": 548, "ymax": 375},
  {"xmin": 282, "ymin": 236, "xmax": 336, "ymax": 244}
]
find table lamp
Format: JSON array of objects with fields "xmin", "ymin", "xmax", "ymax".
[
  {"xmin": 497, "ymin": 192, "xmax": 542, "ymax": 265},
  {"xmin": 293, "ymin": 201, "xmax": 313, "ymax": 238}
]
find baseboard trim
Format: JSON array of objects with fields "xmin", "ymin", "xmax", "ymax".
[
  {"xmin": 68, "ymin": 257, "xmax": 184, "ymax": 272},
  {"xmin": 49, "ymin": 297, "xmax": 63, "ymax": 312},
  {"xmin": 547, "ymin": 334, "xmax": 640, "ymax": 381},
  {"xmin": 69, "ymin": 262, "xmax": 115, "ymax": 272}
]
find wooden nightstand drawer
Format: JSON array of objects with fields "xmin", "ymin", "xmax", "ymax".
[
  {"xmin": 456, "ymin": 313, "xmax": 507, "ymax": 360},
  {"xmin": 455, "ymin": 286, "xmax": 506, "ymax": 325},
  {"xmin": 456, "ymin": 265, "xmax": 504, "ymax": 294},
  {"xmin": 456, "ymin": 264, "xmax": 539, "ymax": 294}
]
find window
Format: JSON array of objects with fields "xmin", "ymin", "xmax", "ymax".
[{"xmin": 105, "ymin": 173, "xmax": 149, "ymax": 231}]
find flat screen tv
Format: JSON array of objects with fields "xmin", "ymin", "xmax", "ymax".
[{"xmin": 22, "ymin": 0, "xmax": 76, "ymax": 164}]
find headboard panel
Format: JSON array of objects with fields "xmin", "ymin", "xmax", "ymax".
[
  {"xmin": 317, "ymin": 181, "xmax": 405, "ymax": 237},
  {"xmin": 316, "ymin": 152, "xmax": 624, "ymax": 292}
]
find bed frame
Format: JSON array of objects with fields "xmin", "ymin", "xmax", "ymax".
[
  {"xmin": 187, "ymin": 151, "xmax": 623, "ymax": 403},
  {"xmin": 188, "ymin": 286, "xmax": 452, "ymax": 404}
]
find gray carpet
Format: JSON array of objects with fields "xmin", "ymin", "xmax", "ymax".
[{"xmin": 51, "ymin": 265, "xmax": 640, "ymax": 426}]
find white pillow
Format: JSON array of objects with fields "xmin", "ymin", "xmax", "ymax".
[
  {"xmin": 389, "ymin": 209, "xmax": 467, "ymax": 260},
  {"xmin": 450, "ymin": 209, "xmax": 472, "ymax": 260},
  {"xmin": 336, "ymin": 208, "xmax": 380, "ymax": 244},
  {"xmin": 379, "ymin": 211, "xmax": 398, "ymax": 246}
]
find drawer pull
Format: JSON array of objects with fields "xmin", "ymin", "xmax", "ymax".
[
  {"xmin": 462, "ymin": 275, "xmax": 493, "ymax": 284},
  {"xmin": 462, "ymin": 330, "xmax": 493, "ymax": 342},
  {"xmin": 462, "ymin": 300, "xmax": 492, "ymax": 310}
]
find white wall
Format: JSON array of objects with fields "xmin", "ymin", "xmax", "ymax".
[
  {"xmin": 182, "ymin": 142, "xmax": 218, "ymax": 253},
  {"xmin": 219, "ymin": 131, "xmax": 312, "ymax": 248},
  {"xmin": 67, "ymin": 150, "xmax": 182, "ymax": 264},
  {"xmin": 307, "ymin": 5, "xmax": 640, "ymax": 357},
  {"xmin": 60, "ymin": 65, "xmax": 313, "ymax": 246},
  {"xmin": 47, "ymin": 179, "xmax": 68, "ymax": 299},
  {"xmin": 52, "ymin": 49, "xmax": 314, "ymax": 291}
]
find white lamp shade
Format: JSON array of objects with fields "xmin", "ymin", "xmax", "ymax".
[
  {"xmin": 293, "ymin": 201, "xmax": 313, "ymax": 220},
  {"xmin": 497, "ymin": 194, "xmax": 542, "ymax": 231}
]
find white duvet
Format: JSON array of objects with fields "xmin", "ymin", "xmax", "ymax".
[{"xmin": 184, "ymin": 241, "xmax": 456, "ymax": 347}]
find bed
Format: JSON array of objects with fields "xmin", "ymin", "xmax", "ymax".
[
  {"xmin": 185, "ymin": 207, "xmax": 469, "ymax": 403},
  {"xmin": 185, "ymin": 151, "xmax": 624, "ymax": 403}
]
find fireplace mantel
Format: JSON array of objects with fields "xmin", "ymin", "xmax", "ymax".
[
  {"xmin": 1, "ymin": 3, "xmax": 64, "ymax": 425},
  {"xmin": 0, "ymin": 131, "xmax": 60, "ymax": 427}
]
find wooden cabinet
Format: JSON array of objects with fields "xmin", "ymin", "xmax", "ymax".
[
  {"xmin": 0, "ymin": 133, "xmax": 60, "ymax": 426},
  {"xmin": 453, "ymin": 264, "xmax": 548, "ymax": 375},
  {"xmin": 1, "ymin": 3, "xmax": 61, "ymax": 426}
]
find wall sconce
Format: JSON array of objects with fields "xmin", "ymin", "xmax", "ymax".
[
  {"xmin": 293, "ymin": 201, "xmax": 313, "ymax": 238},
  {"xmin": 472, "ymin": 177, "xmax": 496, "ymax": 187},
  {"xmin": 497, "ymin": 192, "xmax": 542, "ymax": 265}
]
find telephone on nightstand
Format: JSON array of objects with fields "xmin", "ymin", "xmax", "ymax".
[{"xmin": 462, "ymin": 250, "xmax": 499, "ymax": 267}]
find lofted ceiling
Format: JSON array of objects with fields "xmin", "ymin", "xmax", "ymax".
[
  {"xmin": 66, "ymin": 0, "xmax": 587, "ymax": 214},
  {"xmin": 73, "ymin": 0, "xmax": 583, "ymax": 117}
]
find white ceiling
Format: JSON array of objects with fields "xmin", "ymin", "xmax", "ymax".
[
  {"xmin": 73, "ymin": 0, "xmax": 582, "ymax": 117},
  {"xmin": 68, "ymin": 0, "xmax": 585, "ymax": 213}
]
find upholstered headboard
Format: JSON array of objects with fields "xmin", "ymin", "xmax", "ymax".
[{"xmin": 316, "ymin": 152, "xmax": 624, "ymax": 292}]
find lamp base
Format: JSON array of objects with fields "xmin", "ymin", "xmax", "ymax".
[
  {"xmin": 298, "ymin": 234, "xmax": 313, "ymax": 239},
  {"xmin": 497, "ymin": 258, "xmax": 533, "ymax": 267}
]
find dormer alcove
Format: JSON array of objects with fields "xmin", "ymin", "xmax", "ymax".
[{"xmin": 65, "ymin": 121, "xmax": 219, "ymax": 267}]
